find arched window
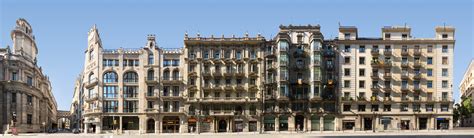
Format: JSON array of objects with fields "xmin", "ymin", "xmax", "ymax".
[
  {"xmin": 89, "ymin": 48, "xmax": 94, "ymax": 61},
  {"xmin": 172, "ymin": 70, "xmax": 179, "ymax": 80},
  {"xmin": 124, "ymin": 72, "xmax": 138, "ymax": 83},
  {"xmin": 103, "ymin": 72, "xmax": 118, "ymax": 83},
  {"xmin": 163, "ymin": 70, "xmax": 170, "ymax": 80},
  {"xmin": 148, "ymin": 53, "xmax": 154, "ymax": 65},
  {"xmin": 89, "ymin": 73, "xmax": 95, "ymax": 82},
  {"xmin": 147, "ymin": 70, "xmax": 154, "ymax": 80}
]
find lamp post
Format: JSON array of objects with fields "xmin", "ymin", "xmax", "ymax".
[{"xmin": 42, "ymin": 122, "xmax": 46, "ymax": 133}]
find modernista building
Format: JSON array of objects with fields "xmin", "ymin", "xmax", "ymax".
[
  {"xmin": 0, "ymin": 18, "xmax": 58, "ymax": 133},
  {"xmin": 76, "ymin": 24, "xmax": 455, "ymax": 134}
]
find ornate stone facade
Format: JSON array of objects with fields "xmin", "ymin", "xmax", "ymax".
[{"xmin": 0, "ymin": 18, "xmax": 58, "ymax": 133}]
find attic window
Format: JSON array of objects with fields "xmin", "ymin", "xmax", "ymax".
[
  {"xmin": 344, "ymin": 33, "xmax": 350, "ymax": 40},
  {"xmin": 402, "ymin": 34, "xmax": 408, "ymax": 39},
  {"xmin": 385, "ymin": 33, "xmax": 391, "ymax": 39},
  {"xmin": 442, "ymin": 34, "xmax": 448, "ymax": 39}
]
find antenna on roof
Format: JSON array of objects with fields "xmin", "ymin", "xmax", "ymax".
[
  {"xmin": 338, "ymin": 22, "xmax": 341, "ymax": 27},
  {"xmin": 443, "ymin": 23, "xmax": 446, "ymax": 30}
]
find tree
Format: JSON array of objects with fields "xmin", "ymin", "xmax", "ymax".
[{"xmin": 456, "ymin": 96, "xmax": 474, "ymax": 127}]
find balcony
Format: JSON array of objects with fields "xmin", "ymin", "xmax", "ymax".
[
  {"xmin": 341, "ymin": 97, "xmax": 353, "ymax": 102},
  {"xmin": 266, "ymin": 64, "xmax": 276, "ymax": 71},
  {"xmin": 85, "ymin": 78, "xmax": 99, "ymax": 88},
  {"xmin": 235, "ymin": 70, "xmax": 245, "ymax": 77},
  {"xmin": 371, "ymin": 49, "xmax": 380, "ymax": 56},
  {"xmin": 266, "ymin": 78, "xmax": 276, "ymax": 85},
  {"xmin": 383, "ymin": 73, "xmax": 392, "ymax": 79},
  {"xmin": 213, "ymin": 70, "xmax": 222, "ymax": 77},
  {"xmin": 323, "ymin": 50, "xmax": 335, "ymax": 57},
  {"xmin": 145, "ymin": 77, "xmax": 158, "ymax": 84},
  {"xmin": 401, "ymin": 62, "xmax": 409, "ymax": 68},
  {"xmin": 265, "ymin": 50, "xmax": 275, "ymax": 57},
  {"xmin": 371, "ymin": 72, "xmax": 380, "ymax": 79},
  {"xmin": 401, "ymin": 85, "xmax": 410, "ymax": 91},
  {"xmin": 401, "ymin": 97, "xmax": 411, "ymax": 102},
  {"xmin": 414, "ymin": 61, "xmax": 423, "ymax": 68},
  {"xmin": 401, "ymin": 49, "xmax": 409, "ymax": 56},
  {"xmin": 370, "ymin": 96, "xmax": 379, "ymax": 102},
  {"xmin": 290, "ymin": 94, "xmax": 309, "ymax": 100},
  {"xmin": 414, "ymin": 49, "xmax": 422, "ymax": 56},
  {"xmin": 224, "ymin": 84, "xmax": 234, "ymax": 90},
  {"xmin": 413, "ymin": 73, "xmax": 423, "ymax": 80},
  {"xmin": 162, "ymin": 107, "xmax": 184, "ymax": 113},
  {"xmin": 401, "ymin": 72, "xmax": 409, "ymax": 79},
  {"xmin": 313, "ymin": 59, "xmax": 321, "ymax": 66},
  {"xmin": 84, "ymin": 108, "xmax": 102, "ymax": 115},
  {"xmin": 202, "ymin": 70, "xmax": 212, "ymax": 77},
  {"xmin": 224, "ymin": 70, "xmax": 234, "ymax": 77},
  {"xmin": 383, "ymin": 85, "xmax": 392, "ymax": 91},
  {"xmin": 146, "ymin": 92, "xmax": 159, "ymax": 100},
  {"xmin": 357, "ymin": 96, "xmax": 367, "ymax": 102},
  {"xmin": 161, "ymin": 76, "xmax": 183, "ymax": 84},
  {"xmin": 384, "ymin": 49, "xmax": 392, "ymax": 56},
  {"xmin": 413, "ymin": 85, "xmax": 423, "ymax": 92},
  {"xmin": 371, "ymin": 84, "xmax": 381, "ymax": 91},
  {"xmin": 85, "ymin": 93, "xmax": 100, "ymax": 102},
  {"xmin": 371, "ymin": 60, "xmax": 382, "ymax": 68},
  {"xmin": 383, "ymin": 60, "xmax": 393, "ymax": 68},
  {"xmin": 383, "ymin": 97, "xmax": 392, "ymax": 102}
]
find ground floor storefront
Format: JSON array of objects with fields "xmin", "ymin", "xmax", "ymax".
[
  {"xmin": 338, "ymin": 115, "xmax": 453, "ymax": 131},
  {"xmin": 262, "ymin": 114, "xmax": 336, "ymax": 132}
]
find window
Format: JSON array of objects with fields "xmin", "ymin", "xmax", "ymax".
[
  {"xmin": 344, "ymin": 68, "xmax": 350, "ymax": 76},
  {"xmin": 123, "ymin": 86, "xmax": 138, "ymax": 98},
  {"xmin": 89, "ymin": 48, "xmax": 94, "ymax": 61},
  {"xmin": 426, "ymin": 104, "xmax": 434, "ymax": 112},
  {"xmin": 27, "ymin": 95, "xmax": 33, "ymax": 105},
  {"xmin": 442, "ymin": 68, "xmax": 448, "ymax": 76},
  {"xmin": 148, "ymin": 53, "xmax": 154, "ymax": 65},
  {"xmin": 359, "ymin": 45, "xmax": 365, "ymax": 53},
  {"xmin": 214, "ymin": 49, "xmax": 220, "ymax": 59},
  {"xmin": 442, "ymin": 45, "xmax": 448, "ymax": 53},
  {"xmin": 442, "ymin": 57, "xmax": 448, "ymax": 65},
  {"xmin": 359, "ymin": 57, "xmax": 365, "ymax": 65},
  {"xmin": 401, "ymin": 104, "xmax": 408, "ymax": 112},
  {"xmin": 314, "ymin": 86, "xmax": 320, "ymax": 96},
  {"xmin": 344, "ymin": 80, "xmax": 350, "ymax": 88},
  {"xmin": 123, "ymin": 101, "xmax": 138, "ymax": 113},
  {"xmin": 250, "ymin": 50, "xmax": 257, "ymax": 59},
  {"xmin": 279, "ymin": 41, "xmax": 288, "ymax": 51},
  {"xmin": 163, "ymin": 59, "xmax": 171, "ymax": 66},
  {"xmin": 441, "ymin": 104, "xmax": 449, "ymax": 112},
  {"xmin": 383, "ymin": 104, "xmax": 391, "ymax": 112},
  {"xmin": 147, "ymin": 101, "xmax": 154, "ymax": 109},
  {"xmin": 384, "ymin": 33, "xmax": 391, "ymax": 39},
  {"xmin": 224, "ymin": 50, "xmax": 231, "ymax": 59},
  {"xmin": 358, "ymin": 105, "xmax": 366, "ymax": 112},
  {"xmin": 413, "ymin": 104, "xmax": 420, "ymax": 112},
  {"xmin": 427, "ymin": 69, "xmax": 433, "ymax": 76},
  {"xmin": 402, "ymin": 34, "xmax": 408, "ymax": 39},
  {"xmin": 103, "ymin": 72, "xmax": 118, "ymax": 83},
  {"xmin": 442, "ymin": 34, "xmax": 448, "ymax": 39},
  {"xmin": 427, "ymin": 57, "xmax": 433, "ymax": 65},
  {"xmin": 442, "ymin": 92, "xmax": 448, "ymax": 100},
  {"xmin": 147, "ymin": 86, "xmax": 154, "ymax": 96},
  {"xmin": 402, "ymin": 80, "xmax": 408, "ymax": 89},
  {"xmin": 359, "ymin": 69, "xmax": 365, "ymax": 76},
  {"xmin": 123, "ymin": 72, "xmax": 138, "ymax": 83},
  {"xmin": 344, "ymin": 57, "xmax": 350, "ymax": 64},
  {"xmin": 204, "ymin": 50, "xmax": 209, "ymax": 59},
  {"xmin": 11, "ymin": 93, "xmax": 16, "ymax": 103},
  {"xmin": 359, "ymin": 80, "xmax": 365, "ymax": 88},
  {"xmin": 103, "ymin": 86, "xmax": 118, "ymax": 98},
  {"xmin": 344, "ymin": 45, "xmax": 350, "ymax": 52},
  {"xmin": 103, "ymin": 101, "xmax": 118, "ymax": 113},
  {"xmin": 442, "ymin": 80, "xmax": 448, "ymax": 88},
  {"xmin": 343, "ymin": 105, "xmax": 351, "ymax": 112},
  {"xmin": 344, "ymin": 33, "xmax": 350, "ymax": 40},
  {"xmin": 27, "ymin": 76, "xmax": 33, "ymax": 86},
  {"xmin": 172, "ymin": 59, "xmax": 179, "ymax": 66},
  {"xmin": 235, "ymin": 50, "xmax": 242, "ymax": 59},
  {"xmin": 27, "ymin": 114, "xmax": 32, "ymax": 125},
  {"xmin": 427, "ymin": 81, "xmax": 433, "ymax": 88},
  {"xmin": 427, "ymin": 45, "xmax": 433, "ymax": 53},
  {"xmin": 371, "ymin": 105, "xmax": 379, "ymax": 112},
  {"xmin": 11, "ymin": 72, "xmax": 17, "ymax": 81}
]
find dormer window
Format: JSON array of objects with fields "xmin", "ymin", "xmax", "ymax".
[{"xmin": 402, "ymin": 34, "xmax": 408, "ymax": 39}]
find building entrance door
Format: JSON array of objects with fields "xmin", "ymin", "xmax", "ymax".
[
  {"xmin": 295, "ymin": 115, "xmax": 304, "ymax": 131},
  {"xmin": 364, "ymin": 118, "xmax": 373, "ymax": 130},
  {"xmin": 218, "ymin": 120, "xmax": 227, "ymax": 132}
]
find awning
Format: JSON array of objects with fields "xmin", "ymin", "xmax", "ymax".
[{"xmin": 188, "ymin": 118, "xmax": 197, "ymax": 122}]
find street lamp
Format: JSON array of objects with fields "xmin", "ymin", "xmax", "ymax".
[{"xmin": 42, "ymin": 122, "xmax": 46, "ymax": 133}]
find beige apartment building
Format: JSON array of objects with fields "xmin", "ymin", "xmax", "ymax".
[
  {"xmin": 335, "ymin": 25, "xmax": 455, "ymax": 131},
  {"xmin": 78, "ymin": 24, "xmax": 454, "ymax": 134},
  {"xmin": 0, "ymin": 18, "xmax": 58, "ymax": 133},
  {"xmin": 459, "ymin": 59, "xmax": 474, "ymax": 127}
]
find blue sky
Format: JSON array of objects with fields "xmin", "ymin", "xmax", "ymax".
[{"xmin": 1, "ymin": 0, "xmax": 473, "ymax": 110}]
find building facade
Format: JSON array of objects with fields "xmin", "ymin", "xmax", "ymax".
[
  {"xmin": 77, "ymin": 24, "xmax": 454, "ymax": 134},
  {"xmin": 0, "ymin": 18, "xmax": 58, "ymax": 133},
  {"xmin": 334, "ymin": 25, "xmax": 455, "ymax": 131},
  {"xmin": 459, "ymin": 59, "xmax": 474, "ymax": 127}
]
